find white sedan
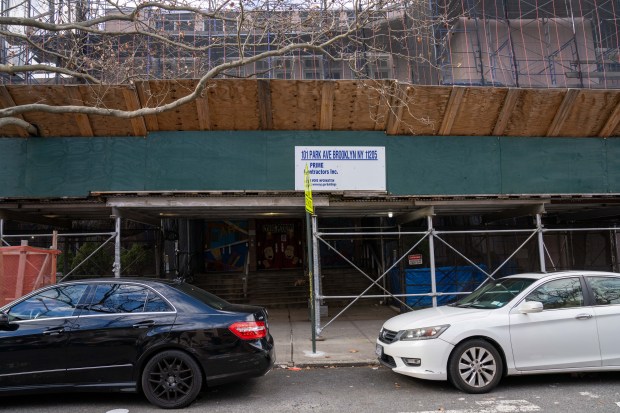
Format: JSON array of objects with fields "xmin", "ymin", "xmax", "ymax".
[{"xmin": 376, "ymin": 270, "xmax": 620, "ymax": 393}]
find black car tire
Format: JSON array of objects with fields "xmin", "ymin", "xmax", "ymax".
[
  {"xmin": 141, "ymin": 350, "xmax": 203, "ymax": 409},
  {"xmin": 448, "ymin": 339, "xmax": 503, "ymax": 394}
]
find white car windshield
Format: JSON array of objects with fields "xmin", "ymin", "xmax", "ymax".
[{"xmin": 451, "ymin": 278, "xmax": 536, "ymax": 309}]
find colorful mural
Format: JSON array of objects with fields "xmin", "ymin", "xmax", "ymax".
[{"xmin": 204, "ymin": 221, "xmax": 249, "ymax": 272}]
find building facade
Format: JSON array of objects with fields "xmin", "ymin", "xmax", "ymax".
[{"xmin": 1, "ymin": 1, "xmax": 620, "ymax": 310}]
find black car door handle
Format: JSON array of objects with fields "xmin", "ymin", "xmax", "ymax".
[
  {"xmin": 132, "ymin": 320, "xmax": 156, "ymax": 328},
  {"xmin": 42, "ymin": 327, "xmax": 65, "ymax": 335}
]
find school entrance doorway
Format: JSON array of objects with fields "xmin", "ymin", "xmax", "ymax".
[{"xmin": 256, "ymin": 220, "xmax": 303, "ymax": 271}]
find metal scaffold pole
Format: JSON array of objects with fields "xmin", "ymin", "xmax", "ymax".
[
  {"xmin": 306, "ymin": 211, "xmax": 315, "ymax": 352},
  {"xmin": 114, "ymin": 216, "xmax": 121, "ymax": 278},
  {"xmin": 303, "ymin": 164, "xmax": 317, "ymax": 352},
  {"xmin": 536, "ymin": 213, "xmax": 546, "ymax": 273},
  {"xmin": 428, "ymin": 216, "xmax": 438, "ymax": 307},
  {"xmin": 312, "ymin": 214, "xmax": 321, "ymax": 336}
]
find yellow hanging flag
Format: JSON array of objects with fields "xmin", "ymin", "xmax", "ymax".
[{"xmin": 304, "ymin": 164, "xmax": 313, "ymax": 214}]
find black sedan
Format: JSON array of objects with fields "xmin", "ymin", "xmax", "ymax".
[{"xmin": 0, "ymin": 278, "xmax": 275, "ymax": 409}]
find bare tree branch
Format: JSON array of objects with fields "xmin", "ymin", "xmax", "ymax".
[
  {"xmin": 0, "ymin": 64, "xmax": 101, "ymax": 83},
  {"xmin": 0, "ymin": 0, "xmax": 443, "ymax": 135},
  {"xmin": 0, "ymin": 117, "xmax": 39, "ymax": 136}
]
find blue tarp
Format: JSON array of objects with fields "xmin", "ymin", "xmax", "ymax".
[{"xmin": 405, "ymin": 265, "xmax": 488, "ymax": 307}]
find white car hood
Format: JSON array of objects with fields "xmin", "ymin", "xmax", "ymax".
[{"xmin": 382, "ymin": 305, "xmax": 493, "ymax": 331}]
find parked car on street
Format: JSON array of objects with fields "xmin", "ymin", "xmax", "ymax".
[
  {"xmin": 0, "ymin": 278, "xmax": 275, "ymax": 408},
  {"xmin": 377, "ymin": 270, "xmax": 620, "ymax": 393}
]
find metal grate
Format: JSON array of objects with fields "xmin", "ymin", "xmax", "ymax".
[
  {"xmin": 379, "ymin": 354, "xmax": 397, "ymax": 368},
  {"xmin": 379, "ymin": 328, "xmax": 398, "ymax": 344}
]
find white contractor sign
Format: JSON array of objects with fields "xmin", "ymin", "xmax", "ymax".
[{"xmin": 294, "ymin": 146, "xmax": 386, "ymax": 191}]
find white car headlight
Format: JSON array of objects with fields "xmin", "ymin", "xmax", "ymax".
[{"xmin": 399, "ymin": 325, "xmax": 450, "ymax": 341}]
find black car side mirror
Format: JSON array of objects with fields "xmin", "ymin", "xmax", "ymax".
[{"xmin": 0, "ymin": 312, "xmax": 9, "ymax": 327}]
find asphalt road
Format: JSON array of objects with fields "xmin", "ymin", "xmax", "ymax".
[{"xmin": 2, "ymin": 366, "xmax": 620, "ymax": 413}]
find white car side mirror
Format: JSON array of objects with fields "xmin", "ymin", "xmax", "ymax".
[{"xmin": 518, "ymin": 301, "xmax": 543, "ymax": 314}]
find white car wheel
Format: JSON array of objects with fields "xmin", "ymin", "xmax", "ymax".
[{"xmin": 449, "ymin": 339, "xmax": 503, "ymax": 393}]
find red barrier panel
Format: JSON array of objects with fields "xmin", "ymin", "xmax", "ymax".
[{"xmin": 0, "ymin": 246, "xmax": 61, "ymax": 305}]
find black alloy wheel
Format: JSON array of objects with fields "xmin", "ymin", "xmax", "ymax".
[
  {"xmin": 141, "ymin": 350, "xmax": 203, "ymax": 409},
  {"xmin": 448, "ymin": 339, "xmax": 503, "ymax": 394}
]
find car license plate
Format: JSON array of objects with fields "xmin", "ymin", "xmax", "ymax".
[{"xmin": 375, "ymin": 343, "xmax": 383, "ymax": 357}]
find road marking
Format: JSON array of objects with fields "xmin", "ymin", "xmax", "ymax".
[
  {"xmin": 409, "ymin": 399, "xmax": 540, "ymax": 413},
  {"xmin": 580, "ymin": 391, "xmax": 600, "ymax": 398}
]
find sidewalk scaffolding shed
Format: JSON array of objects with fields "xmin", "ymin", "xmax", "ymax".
[{"xmin": 0, "ymin": 246, "xmax": 61, "ymax": 305}]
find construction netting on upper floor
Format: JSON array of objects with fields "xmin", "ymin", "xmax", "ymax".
[{"xmin": 1, "ymin": 0, "xmax": 619, "ymax": 89}]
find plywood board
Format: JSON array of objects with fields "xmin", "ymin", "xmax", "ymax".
[
  {"xmin": 331, "ymin": 80, "xmax": 391, "ymax": 131},
  {"xmin": 271, "ymin": 80, "xmax": 321, "ymax": 130},
  {"xmin": 207, "ymin": 79, "xmax": 259, "ymax": 130},
  {"xmin": 78, "ymin": 85, "xmax": 136, "ymax": 136},
  {"xmin": 0, "ymin": 86, "xmax": 27, "ymax": 137},
  {"xmin": 370, "ymin": 80, "xmax": 395, "ymax": 131},
  {"xmin": 1, "ymin": 81, "xmax": 620, "ymax": 138},
  {"xmin": 7, "ymin": 85, "xmax": 82, "ymax": 137},
  {"xmin": 147, "ymin": 80, "xmax": 202, "ymax": 131},
  {"xmin": 502, "ymin": 89, "xmax": 565, "ymax": 137},
  {"xmin": 607, "ymin": 100, "xmax": 620, "ymax": 137},
  {"xmin": 134, "ymin": 81, "xmax": 161, "ymax": 131},
  {"xmin": 397, "ymin": 85, "xmax": 452, "ymax": 135},
  {"xmin": 450, "ymin": 87, "xmax": 506, "ymax": 136},
  {"xmin": 556, "ymin": 90, "xmax": 620, "ymax": 137}
]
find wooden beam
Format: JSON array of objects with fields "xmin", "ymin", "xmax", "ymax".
[
  {"xmin": 599, "ymin": 97, "xmax": 620, "ymax": 137},
  {"xmin": 319, "ymin": 81, "xmax": 335, "ymax": 130},
  {"xmin": 257, "ymin": 79, "xmax": 273, "ymax": 130},
  {"xmin": 547, "ymin": 89, "xmax": 580, "ymax": 137},
  {"xmin": 0, "ymin": 209, "xmax": 71, "ymax": 228},
  {"xmin": 438, "ymin": 86, "xmax": 466, "ymax": 135},
  {"xmin": 395, "ymin": 206, "xmax": 435, "ymax": 225},
  {"xmin": 493, "ymin": 88, "xmax": 521, "ymax": 136},
  {"xmin": 122, "ymin": 89, "xmax": 148, "ymax": 136},
  {"xmin": 65, "ymin": 86, "xmax": 94, "ymax": 137},
  {"xmin": 386, "ymin": 85, "xmax": 407, "ymax": 135},
  {"xmin": 135, "ymin": 81, "xmax": 160, "ymax": 131},
  {"xmin": 0, "ymin": 86, "xmax": 29, "ymax": 137},
  {"xmin": 196, "ymin": 95, "xmax": 211, "ymax": 130}
]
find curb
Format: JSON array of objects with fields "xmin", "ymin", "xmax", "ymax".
[{"xmin": 277, "ymin": 359, "xmax": 380, "ymax": 369}]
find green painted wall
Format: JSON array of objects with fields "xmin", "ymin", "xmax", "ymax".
[{"xmin": 0, "ymin": 131, "xmax": 617, "ymax": 197}]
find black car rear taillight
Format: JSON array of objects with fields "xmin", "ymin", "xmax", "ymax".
[{"xmin": 228, "ymin": 321, "xmax": 267, "ymax": 340}]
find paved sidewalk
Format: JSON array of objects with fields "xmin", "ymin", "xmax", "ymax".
[{"xmin": 268, "ymin": 305, "xmax": 399, "ymax": 367}]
